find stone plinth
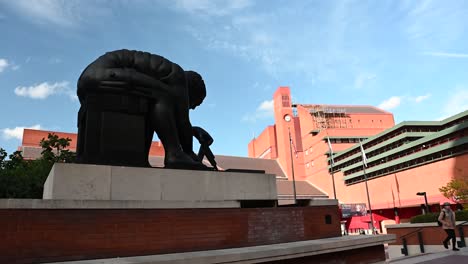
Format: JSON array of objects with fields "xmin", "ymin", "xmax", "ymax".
[{"xmin": 43, "ymin": 163, "xmax": 277, "ymax": 204}]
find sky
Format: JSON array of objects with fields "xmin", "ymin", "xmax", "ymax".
[{"xmin": 0, "ymin": 0, "xmax": 468, "ymax": 157}]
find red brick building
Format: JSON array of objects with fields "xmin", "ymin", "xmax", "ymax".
[{"xmin": 248, "ymin": 87, "xmax": 468, "ymax": 232}]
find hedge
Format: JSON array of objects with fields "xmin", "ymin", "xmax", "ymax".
[{"xmin": 410, "ymin": 210, "xmax": 468, "ymax": 223}]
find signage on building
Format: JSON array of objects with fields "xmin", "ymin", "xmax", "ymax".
[{"xmin": 340, "ymin": 203, "xmax": 367, "ymax": 218}]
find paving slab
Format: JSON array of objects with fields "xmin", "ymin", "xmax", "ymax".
[{"xmin": 386, "ymin": 247, "xmax": 468, "ymax": 264}]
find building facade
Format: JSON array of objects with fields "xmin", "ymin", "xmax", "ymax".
[{"xmin": 249, "ymin": 87, "xmax": 468, "ymax": 231}]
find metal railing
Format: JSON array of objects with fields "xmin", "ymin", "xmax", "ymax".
[
  {"xmin": 400, "ymin": 221, "xmax": 468, "ymax": 256},
  {"xmin": 457, "ymin": 221, "xmax": 468, "ymax": 248},
  {"xmin": 400, "ymin": 228, "xmax": 424, "ymax": 256}
]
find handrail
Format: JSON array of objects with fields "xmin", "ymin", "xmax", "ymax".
[
  {"xmin": 457, "ymin": 221, "xmax": 467, "ymax": 248},
  {"xmin": 400, "ymin": 220, "xmax": 467, "ymax": 255},
  {"xmin": 400, "ymin": 228, "xmax": 425, "ymax": 256},
  {"xmin": 400, "ymin": 228, "xmax": 423, "ymax": 240}
]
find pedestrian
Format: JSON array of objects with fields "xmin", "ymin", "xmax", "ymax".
[{"xmin": 439, "ymin": 202, "xmax": 459, "ymax": 251}]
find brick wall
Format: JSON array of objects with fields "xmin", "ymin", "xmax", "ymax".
[{"xmin": 0, "ymin": 206, "xmax": 340, "ymax": 264}]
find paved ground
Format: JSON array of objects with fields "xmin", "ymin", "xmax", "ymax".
[
  {"xmin": 421, "ymin": 255, "xmax": 468, "ymax": 264},
  {"xmin": 386, "ymin": 247, "xmax": 468, "ymax": 264}
]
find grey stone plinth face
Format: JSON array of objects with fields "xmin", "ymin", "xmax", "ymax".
[{"xmin": 43, "ymin": 163, "xmax": 277, "ymax": 202}]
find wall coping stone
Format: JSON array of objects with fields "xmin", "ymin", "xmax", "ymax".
[
  {"xmin": 0, "ymin": 198, "xmax": 338, "ymax": 209},
  {"xmin": 45, "ymin": 235, "xmax": 396, "ymax": 264},
  {"xmin": 0, "ymin": 199, "xmax": 239, "ymax": 209},
  {"xmin": 386, "ymin": 222, "xmax": 468, "ymax": 229}
]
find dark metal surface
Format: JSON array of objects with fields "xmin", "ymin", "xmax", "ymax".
[{"xmin": 76, "ymin": 49, "xmax": 214, "ymax": 170}]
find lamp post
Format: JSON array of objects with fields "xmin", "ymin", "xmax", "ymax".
[
  {"xmin": 416, "ymin": 192, "xmax": 430, "ymax": 214},
  {"xmin": 284, "ymin": 114, "xmax": 297, "ymax": 204}
]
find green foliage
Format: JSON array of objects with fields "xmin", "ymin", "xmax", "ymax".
[
  {"xmin": 39, "ymin": 133, "xmax": 76, "ymax": 163},
  {"xmin": 410, "ymin": 212, "xmax": 441, "ymax": 223},
  {"xmin": 439, "ymin": 178, "xmax": 468, "ymax": 203},
  {"xmin": 0, "ymin": 133, "xmax": 76, "ymax": 198},
  {"xmin": 410, "ymin": 210, "xmax": 468, "ymax": 223}
]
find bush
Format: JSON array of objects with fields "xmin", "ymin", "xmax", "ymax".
[
  {"xmin": 410, "ymin": 212, "xmax": 440, "ymax": 223},
  {"xmin": 0, "ymin": 134, "xmax": 75, "ymax": 198},
  {"xmin": 411, "ymin": 210, "xmax": 468, "ymax": 223}
]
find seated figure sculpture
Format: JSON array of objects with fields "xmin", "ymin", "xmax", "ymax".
[{"xmin": 76, "ymin": 49, "xmax": 209, "ymax": 170}]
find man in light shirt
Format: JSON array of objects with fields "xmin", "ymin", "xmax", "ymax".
[{"xmin": 438, "ymin": 202, "xmax": 459, "ymax": 251}]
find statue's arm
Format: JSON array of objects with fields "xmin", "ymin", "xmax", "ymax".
[
  {"xmin": 78, "ymin": 67, "xmax": 180, "ymax": 98},
  {"xmin": 174, "ymin": 99, "xmax": 195, "ymax": 156}
]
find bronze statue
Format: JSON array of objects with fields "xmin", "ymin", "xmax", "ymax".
[{"xmin": 76, "ymin": 49, "xmax": 213, "ymax": 170}]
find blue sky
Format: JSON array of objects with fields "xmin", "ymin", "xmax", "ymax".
[{"xmin": 1, "ymin": 0, "xmax": 467, "ymax": 157}]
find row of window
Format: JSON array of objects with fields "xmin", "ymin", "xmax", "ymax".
[
  {"xmin": 345, "ymin": 143, "xmax": 468, "ymax": 185},
  {"xmin": 311, "ymin": 116, "xmax": 387, "ymax": 129},
  {"xmin": 442, "ymin": 116, "xmax": 468, "ymax": 130},
  {"xmin": 282, "ymin": 95, "xmax": 290, "ymax": 107},
  {"xmin": 327, "ymin": 138, "xmax": 367, "ymax": 144},
  {"xmin": 343, "ymin": 130, "xmax": 466, "ymax": 176},
  {"xmin": 332, "ymin": 120, "xmax": 466, "ymax": 163},
  {"xmin": 306, "ymin": 161, "xmax": 315, "ymax": 168},
  {"xmin": 331, "ymin": 137, "xmax": 418, "ymax": 172}
]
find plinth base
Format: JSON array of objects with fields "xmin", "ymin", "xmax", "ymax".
[{"xmin": 43, "ymin": 163, "xmax": 277, "ymax": 207}]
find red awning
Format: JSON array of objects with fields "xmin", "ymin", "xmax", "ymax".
[{"xmin": 347, "ymin": 216, "xmax": 369, "ymax": 230}]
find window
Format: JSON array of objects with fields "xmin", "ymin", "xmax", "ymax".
[
  {"xmin": 325, "ymin": 215, "xmax": 332, "ymax": 224},
  {"xmin": 282, "ymin": 95, "xmax": 290, "ymax": 107}
]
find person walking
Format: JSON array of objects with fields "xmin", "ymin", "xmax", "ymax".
[{"xmin": 439, "ymin": 202, "xmax": 459, "ymax": 251}]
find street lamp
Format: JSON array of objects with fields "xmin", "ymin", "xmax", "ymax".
[
  {"xmin": 416, "ymin": 192, "xmax": 430, "ymax": 214},
  {"xmin": 284, "ymin": 114, "xmax": 297, "ymax": 204}
]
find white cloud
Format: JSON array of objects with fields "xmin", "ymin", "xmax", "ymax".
[
  {"xmin": 182, "ymin": 1, "xmax": 366, "ymax": 84},
  {"xmin": 441, "ymin": 87, "xmax": 468, "ymax": 119},
  {"xmin": 3, "ymin": 0, "xmax": 76, "ymax": 27},
  {"xmin": 402, "ymin": 1, "xmax": 466, "ymax": 49},
  {"xmin": 242, "ymin": 99, "xmax": 274, "ymax": 122},
  {"xmin": 378, "ymin": 96, "xmax": 402, "ymax": 110},
  {"xmin": 258, "ymin": 100, "xmax": 274, "ymax": 112},
  {"xmin": 354, "ymin": 73, "xmax": 376, "ymax": 89},
  {"xmin": 2, "ymin": 125, "xmax": 41, "ymax": 140},
  {"xmin": 14, "ymin": 81, "xmax": 77, "ymax": 100},
  {"xmin": 2, "ymin": 0, "xmax": 112, "ymax": 27},
  {"xmin": 173, "ymin": 0, "xmax": 252, "ymax": 16},
  {"xmin": 0, "ymin": 58, "xmax": 9, "ymax": 72},
  {"xmin": 414, "ymin": 93, "xmax": 431, "ymax": 103},
  {"xmin": 422, "ymin": 52, "xmax": 468, "ymax": 58}
]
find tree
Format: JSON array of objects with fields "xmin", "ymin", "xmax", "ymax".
[
  {"xmin": 0, "ymin": 133, "xmax": 75, "ymax": 198},
  {"xmin": 439, "ymin": 178, "xmax": 468, "ymax": 204},
  {"xmin": 39, "ymin": 133, "xmax": 76, "ymax": 163}
]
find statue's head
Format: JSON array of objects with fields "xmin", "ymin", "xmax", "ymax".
[{"xmin": 185, "ymin": 71, "xmax": 206, "ymax": 109}]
